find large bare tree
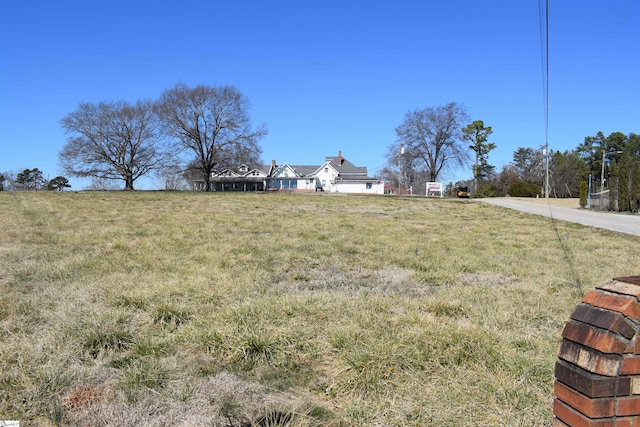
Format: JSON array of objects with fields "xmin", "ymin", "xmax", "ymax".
[
  {"xmin": 59, "ymin": 100, "xmax": 173, "ymax": 190},
  {"xmin": 394, "ymin": 102, "xmax": 470, "ymax": 182},
  {"xmin": 156, "ymin": 83, "xmax": 266, "ymax": 191}
]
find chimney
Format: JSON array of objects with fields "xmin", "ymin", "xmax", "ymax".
[
  {"xmin": 337, "ymin": 150, "xmax": 344, "ymax": 165},
  {"xmin": 271, "ymin": 159, "xmax": 276, "ymax": 168}
]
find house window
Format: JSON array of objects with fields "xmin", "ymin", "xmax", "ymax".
[
  {"xmin": 366, "ymin": 183, "xmax": 372, "ymax": 189},
  {"xmin": 324, "ymin": 167, "xmax": 329, "ymax": 173}
]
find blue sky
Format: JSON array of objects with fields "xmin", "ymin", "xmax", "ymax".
[{"xmin": 1, "ymin": 1, "xmax": 638, "ymax": 189}]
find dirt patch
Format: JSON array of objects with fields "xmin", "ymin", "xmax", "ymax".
[
  {"xmin": 64, "ymin": 371, "xmax": 327, "ymax": 426},
  {"xmin": 278, "ymin": 263, "xmax": 425, "ymax": 296},
  {"xmin": 62, "ymin": 386, "xmax": 104, "ymax": 410},
  {"xmin": 460, "ymin": 272, "xmax": 517, "ymax": 287}
]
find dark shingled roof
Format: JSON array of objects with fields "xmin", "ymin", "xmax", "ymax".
[
  {"xmin": 290, "ymin": 165, "xmax": 320, "ymax": 177},
  {"xmin": 325, "ymin": 156, "xmax": 376, "ymax": 181},
  {"xmin": 253, "ymin": 153, "xmax": 377, "ymax": 180}
]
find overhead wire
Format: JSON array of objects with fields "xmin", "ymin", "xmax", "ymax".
[
  {"xmin": 538, "ymin": 0, "xmax": 548, "ymax": 150},
  {"xmin": 538, "ymin": 0, "xmax": 583, "ymax": 290},
  {"xmin": 539, "ymin": 0, "xmax": 550, "ymax": 198}
]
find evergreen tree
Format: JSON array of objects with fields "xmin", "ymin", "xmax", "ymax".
[
  {"xmin": 15, "ymin": 168, "xmax": 44, "ymax": 190},
  {"xmin": 461, "ymin": 120, "xmax": 495, "ymax": 191},
  {"xmin": 47, "ymin": 176, "xmax": 71, "ymax": 191},
  {"xmin": 608, "ymin": 132, "xmax": 639, "ymax": 211}
]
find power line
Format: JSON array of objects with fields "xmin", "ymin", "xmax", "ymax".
[
  {"xmin": 538, "ymin": 1, "xmax": 583, "ymax": 289},
  {"xmin": 539, "ymin": 0, "xmax": 550, "ymax": 198}
]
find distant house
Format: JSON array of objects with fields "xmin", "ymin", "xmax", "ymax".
[
  {"xmin": 314, "ymin": 152, "xmax": 384, "ymax": 194},
  {"xmin": 263, "ymin": 162, "xmax": 318, "ymax": 192},
  {"xmin": 209, "ymin": 164, "xmax": 270, "ymax": 192},
  {"xmin": 204, "ymin": 151, "xmax": 384, "ymax": 194}
]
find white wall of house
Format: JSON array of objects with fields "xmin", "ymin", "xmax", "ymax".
[
  {"xmin": 335, "ymin": 181, "xmax": 384, "ymax": 194},
  {"xmin": 267, "ymin": 164, "xmax": 319, "ymax": 191},
  {"xmin": 297, "ymin": 178, "xmax": 316, "ymax": 191},
  {"xmin": 314, "ymin": 164, "xmax": 338, "ymax": 192},
  {"xmin": 267, "ymin": 177, "xmax": 317, "ymax": 191}
]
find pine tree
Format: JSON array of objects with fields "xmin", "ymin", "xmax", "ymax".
[{"xmin": 462, "ymin": 120, "xmax": 496, "ymax": 191}]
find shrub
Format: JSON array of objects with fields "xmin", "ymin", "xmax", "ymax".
[
  {"xmin": 507, "ymin": 181, "xmax": 540, "ymax": 197},
  {"xmin": 473, "ymin": 182, "xmax": 504, "ymax": 198},
  {"xmin": 580, "ymin": 181, "xmax": 588, "ymax": 208}
]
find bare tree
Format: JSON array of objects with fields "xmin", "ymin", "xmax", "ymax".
[
  {"xmin": 0, "ymin": 170, "xmax": 16, "ymax": 191},
  {"xmin": 156, "ymin": 83, "xmax": 266, "ymax": 191},
  {"xmin": 380, "ymin": 143, "xmax": 426, "ymax": 194},
  {"xmin": 84, "ymin": 177, "xmax": 121, "ymax": 191},
  {"xmin": 153, "ymin": 165, "xmax": 189, "ymax": 191},
  {"xmin": 394, "ymin": 102, "xmax": 470, "ymax": 182},
  {"xmin": 59, "ymin": 100, "xmax": 174, "ymax": 190}
]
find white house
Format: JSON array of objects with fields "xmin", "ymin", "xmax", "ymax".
[
  {"xmin": 313, "ymin": 152, "xmax": 383, "ymax": 194},
  {"xmin": 265, "ymin": 163, "xmax": 319, "ymax": 191},
  {"xmin": 207, "ymin": 151, "xmax": 384, "ymax": 194}
]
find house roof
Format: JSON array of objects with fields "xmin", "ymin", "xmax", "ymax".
[
  {"xmin": 291, "ymin": 165, "xmax": 320, "ymax": 177},
  {"xmin": 326, "ymin": 155, "xmax": 379, "ymax": 182},
  {"xmin": 255, "ymin": 164, "xmax": 272, "ymax": 175},
  {"xmin": 326, "ymin": 156, "xmax": 366, "ymax": 175}
]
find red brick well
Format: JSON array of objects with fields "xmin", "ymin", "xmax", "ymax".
[{"xmin": 554, "ymin": 276, "xmax": 640, "ymax": 426}]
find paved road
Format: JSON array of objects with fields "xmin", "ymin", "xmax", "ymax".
[{"xmin": 477, "ymin": 198, "xmax": 640, "ymax": 237}]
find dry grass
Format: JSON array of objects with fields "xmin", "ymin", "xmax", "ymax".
[{"xmin": 1, "ymin": 191, "xmax": 638, "ymax": 426}]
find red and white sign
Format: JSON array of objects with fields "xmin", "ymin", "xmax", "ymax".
[{"xmin": 426, "ymin": 182, "xmax": 443, "ymax": 197}]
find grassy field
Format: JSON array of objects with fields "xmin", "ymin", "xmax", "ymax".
[{"xmin": 1, "ymin": 191, "xmax": 638, "ymax": 426}]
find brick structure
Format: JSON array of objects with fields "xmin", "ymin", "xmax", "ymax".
[{"xmin": 554, "ymin": 276, "xmax": 640, "ymax": 426}]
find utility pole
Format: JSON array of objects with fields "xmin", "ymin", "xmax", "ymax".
[
  {"xmin": 601, "ymin": 150, "xmax": 623, "ymax": 191},
  {"xmin": 544, "ymin": 147, "xmax": 550, "ymax": 198},
  {"xmin": 399, "ymin": 144, "xmax": 404, "ymax": 195},
  {"xmin": 587, "ymin": 174, "xmax": 591, "ymax": 208}
]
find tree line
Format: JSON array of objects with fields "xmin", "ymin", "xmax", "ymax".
[
  {"xmin": 56, "ymin": 82, "xmax": 266, "ymax": 191},
  {"xmin": 379, "ymin": 102, "xmax": 638, "ymax": 212},
  {"xmin": 484, "ymin": 131, "xmax": 639, "ymax": 212},
  {"xmin": 0, "ymin": 168, "xmax": 70, "ymax": 191}
]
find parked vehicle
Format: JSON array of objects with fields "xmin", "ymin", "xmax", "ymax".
[{"xmin": 456, "ymin": 186, "xmax": 470, "ymax": 198}]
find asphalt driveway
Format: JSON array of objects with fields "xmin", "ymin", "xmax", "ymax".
[{"xmin": 477, "ymin": 198, "xmax": 640, "ymax": 237}]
